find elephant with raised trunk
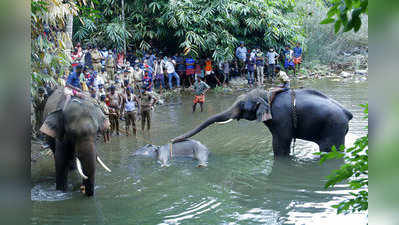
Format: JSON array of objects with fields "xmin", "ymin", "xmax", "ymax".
[
  {"xmin": 172, "ymin": 89, "xmax": 353, "ymax": 156},
  {"xmin": 40, "ymin": 87, "xmax": 111, "ymax": 196}
]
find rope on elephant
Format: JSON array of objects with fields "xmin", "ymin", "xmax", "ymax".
[{"xmin": 291, "ymin": 90, "xmax": 297, "ymax": 154}]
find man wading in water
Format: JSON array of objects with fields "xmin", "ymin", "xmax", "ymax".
[
  {"xmin": 139, "ymin": 90, "xmax": 158, "ymax": 132},
  {"xmin": 107, "ymin": 85, "xmax": 122, "ymax": 135},
  {"xmin": 192, "ymin": 76, "xmax": 210, "ymax": 113},
  {"xmin": 122, "ymin": 90, "xmax": 139, "ymax": 136}
]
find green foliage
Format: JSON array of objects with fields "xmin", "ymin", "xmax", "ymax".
[
  {"xmin": 296, "ymin": 0, "xmax": 368, "ymax": 64},
  {"xmin": 322, "ymin": 0, "xmax": 368, "ymax": 33},
  {"xmin": 74, "ymin": 0, "xmax": 304, "ymax": 60},
  {"xmin": 315, "ymin": 103, "xmax": 368, "ymax": 214},
  {"xmin": 31, "ymin": 0, "xmax": 78, "ymax": 95}
]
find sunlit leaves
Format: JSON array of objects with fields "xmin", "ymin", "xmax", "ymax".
[{"xmin": 322, "ymin": 0, "xmax": 368, "ymax": 33}]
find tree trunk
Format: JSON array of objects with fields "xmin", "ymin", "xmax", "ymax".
[
  {"xmin": 121, "ymin": 0, "xmax": 126, "ymax": 55},
  {"xmin": 66, "ymin": 13, "xmax": 74, "ymax": 50}
]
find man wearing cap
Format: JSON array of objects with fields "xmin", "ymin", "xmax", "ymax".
[
  {"xmin": 235, "ymin": 41, "xmax": 247, "ymax": 77},
  {"xmin": 139, "ymin": 90, "xmax": 158, "ymax": 132},
  {"xmin": 92, "ymin": 46, "xmax": 103, "ymax": 74},
  {"xmin": 105, "ymin": 50, "xmax": 115, "ymax": 81},
  {"xmin": 255, "ymin": 48, "xmax": 265, "ymax": 85},
  {"xmin": 107, "ymin": 85, "xmax": 122, "ymax": 135},
  {"xmin": 84, "ymin": 45, "xmax": 93, "ymax": 70},
  {"xmin": 122, "ymin": 90, "xmax": 139, "ymax": 136}
]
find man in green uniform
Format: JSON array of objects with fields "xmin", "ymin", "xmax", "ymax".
[
  {"xmin": 139, "ymin": 90, "xmax": 158, "ymax": 132},
  {"xmin": 92, "ymin": 46, "xmax": 103, "ymax": 74},
  {"xmin": 107, "ymin": 85, "xmax": 122, "ymax": 135},
  {"xmin": 105, "ymin": 50, "xmax": 115, "ymax": 81}
]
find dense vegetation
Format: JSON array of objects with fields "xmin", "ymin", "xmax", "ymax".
[{"xmin": 73, "ymin": 0, "xmax": 303, "ymax": 61}]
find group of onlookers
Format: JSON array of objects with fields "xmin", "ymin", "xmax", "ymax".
[{"xmin": 34, "ymin": 41, "xmax": 303, "ymax": 141}]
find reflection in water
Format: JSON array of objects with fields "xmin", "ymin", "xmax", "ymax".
[{"xmin": 31, "ymin": 79, "xmax": 367, "ymax": 224}]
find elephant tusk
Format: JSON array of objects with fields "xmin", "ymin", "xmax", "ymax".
[
  {"xmin": 216, "ymin": 119, "xmax": 233, "ymax": 125},
  {"xmin": 96, "ymin": 156, "xmax": 112, "ymax": 172},
  {"xmin": 76, "ymin": 158, "xmax": 88, "ymax": 180}
]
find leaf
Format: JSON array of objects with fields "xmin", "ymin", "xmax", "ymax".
[
  {"xmin": 320, "ymin": 18, "xmax": 335, "ymax": 25},
  {"xmin": 334, "ymin": 20, "xmax": 342, "ymax": 33}
]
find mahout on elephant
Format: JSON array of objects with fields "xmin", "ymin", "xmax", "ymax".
[
  {"xmin": 133, "ymin": 139, "xmax": 210, "ymax": 167},
  {"xmin": 172, "ymin": 88, "xmax": 353, "ymax": 156},
  {"xmin": 40, "ymin": 87, "xmax": 111, "ymax": 196}
]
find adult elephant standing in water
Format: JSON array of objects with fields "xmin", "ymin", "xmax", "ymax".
[
  {"xmin": 172, "ymin": 89, "xmax": 353, "ymax": 156},
  {"xmin": 40, "ymin": 87, "xmax": 111, "ymax": 196}
]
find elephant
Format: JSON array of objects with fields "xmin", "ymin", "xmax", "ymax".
[
  {"xmin": 39, "ymin": 87, "xmax": 111, "ymax": 196},
  {"xmin": 172, "ymin": 89, "xmax": 353, "ymax": 156},
  {"xmin": 133, "ymin": 139, "xmax": 210, "ymax": 167}
]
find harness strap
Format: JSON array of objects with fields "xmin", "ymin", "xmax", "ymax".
[
  {"xmin": 291, "ymin": 90, "xmax": 297, "ymax": 154},
  {"xmin": 169, "ymin": 142, "xmax": 173, "ymax": 159}
]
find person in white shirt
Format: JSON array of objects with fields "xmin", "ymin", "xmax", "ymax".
[{"xmin": 165, "ymin": 57, "xmax": 180, "ymax": 89}]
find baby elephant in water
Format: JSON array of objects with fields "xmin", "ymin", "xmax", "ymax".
[{"xmin": 133, "ymin": 139, "xmax": 210, "ymax": 167}]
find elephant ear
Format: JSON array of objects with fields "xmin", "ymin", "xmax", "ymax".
[
  {"xmin": 255, "ymin": 97, "xmax": 271, "ymax": 122},
  {"xmin": 39, "ymin": 110, "xmax": 64, "ymax": 138}
]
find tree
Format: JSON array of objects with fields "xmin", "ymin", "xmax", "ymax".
[
  {"xmin": 73, "ymin": 0, "xmax": 304, "ymax": 60},
  {"xmin": 320, "ymin": 0, "xmax": 368, "ymax": 33},
  {"xmin": 31, "ymin": 0, "xmax": 78, "ymax": 95}
]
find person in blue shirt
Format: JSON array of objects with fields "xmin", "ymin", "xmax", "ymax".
[
  {"xmin": 235, "ymin": 41, "xmax": 247, "ymax": 77},
  {"xmin": 293, "ymin": 42, "xmax": 303, "ymax": 72},
  {"xmin": 67, "ymin": 64, "xmax": 83, "ymax": 89}
]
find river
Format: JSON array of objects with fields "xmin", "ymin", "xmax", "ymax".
[{"xmin": 31, "ymin": 78, "xmax": 368, "ymax": 225}]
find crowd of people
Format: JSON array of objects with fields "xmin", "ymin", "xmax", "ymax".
[{"xmin": 33, "ymin": 41, "xmax": 303, "ymax": 142}]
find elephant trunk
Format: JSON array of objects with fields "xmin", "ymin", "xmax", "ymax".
[
  {"xmin": 172, "ymin": 106, "xmax": 239, "ymax": 143},
  {"xmin": 75, "ymin": 139, "xmax": 96, "ymax": 196}
]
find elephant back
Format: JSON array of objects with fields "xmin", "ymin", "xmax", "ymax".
[{"xmin": 43, "ymin": 86, "xmax": 66, "ymax": 118}]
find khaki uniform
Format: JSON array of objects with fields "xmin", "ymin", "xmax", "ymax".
[
  {"xmin": 108, "ymin": 92, "xmax": 121, "ymax": 134},
  {"xmin": 139, "ymin": 92, "xmax": 157, "ymax": 131},
  {"xmin": 106, "ymin": 56, "xmax": 115, "ymax": 81},
  {"xmin": 92, "ymin": 50, "xmax": 102, "ymax": 73}
]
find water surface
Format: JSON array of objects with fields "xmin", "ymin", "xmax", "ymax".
[{"xmin": 31, "ymin": 78, "xmax": 368, "ymax": 225}]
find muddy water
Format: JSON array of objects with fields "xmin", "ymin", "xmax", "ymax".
[{"xmin": 31, "ymin": 78, "xmax": 368, "ymax": 225}]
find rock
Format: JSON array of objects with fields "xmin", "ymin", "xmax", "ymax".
[
  {"xmin": 340, "ymin": 71, "xmax": 352, "ymax": 78},
  {"xmin": 355, "ymin": 69, "xmax": 368, "ymax": 76}
]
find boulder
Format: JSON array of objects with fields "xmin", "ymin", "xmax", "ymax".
[
  {"xmin": 355, "ymin": 69, "xmax": 368, "ymax": 76},
  {"xmin": 340, "ymin": 71, "xmax": 352, "ymax": 78}
]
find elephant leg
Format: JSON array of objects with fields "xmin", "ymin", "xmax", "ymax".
[
  {"xmin": 55, "ymin": 140, "xmax": 69, "ymax": 191},
  {"xmin": 46, "ymin": 136, "xmax": 56, "ymax": 154},
  {"xmin": 272, "ymin": 135, "xmax": 292, "ymax": 157}
]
